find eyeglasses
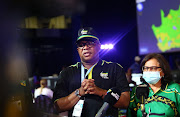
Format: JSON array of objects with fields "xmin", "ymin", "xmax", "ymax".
[
  {"xmin": 142, "ymin": 66, "xmax": 161, "ymax": 71},
  {"xmin": 77, "ymin": 41, "xmax": 96, "ymax": 49}
]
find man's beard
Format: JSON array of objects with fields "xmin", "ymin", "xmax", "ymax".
[{"xmin": 82, "ymin": 56, "xmax": 99, "ymax": 64}]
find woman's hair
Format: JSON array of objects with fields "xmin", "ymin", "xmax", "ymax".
[
  {"xmin": 140, "ymin": 53, "xmax": 172, "ymax": 89},
  {"xmin": 40, "ymin": 79, "xmax": 47, "ymax": 94}
]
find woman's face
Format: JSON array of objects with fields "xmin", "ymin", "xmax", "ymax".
[{"xmin": 144, "ymin": 58, "xmax": 164, "ymax": 77}]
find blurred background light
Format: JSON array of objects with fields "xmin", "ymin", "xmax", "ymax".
[
  {"xmin": 101, "ymin": 44, "xmax": 114, "ymax": 49},
  {"xmin": 137, "ymin": 3, "xmax": 143, "ymax": 12}
]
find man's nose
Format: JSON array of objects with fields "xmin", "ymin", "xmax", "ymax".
[{"xmin": 83, "ymin": 44, "xmax": 89, "ymax": 49}]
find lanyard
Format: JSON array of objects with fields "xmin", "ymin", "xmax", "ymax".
[{"xmin": 81, "ymin": 63, "xmax": 97, "ymax": 83}]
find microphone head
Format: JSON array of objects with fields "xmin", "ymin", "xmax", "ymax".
[
  {"xmin": 136, "ymin": 84, "xmax": 149, "ymax": 99},
  {"xmin": 104, "ymin": 87, "xmax": 121, "ymax": 106}
]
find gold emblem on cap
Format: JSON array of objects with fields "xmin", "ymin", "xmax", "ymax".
[{"xmin": 81, "ymin": 29, "xmax": 88, "ymax": 35}]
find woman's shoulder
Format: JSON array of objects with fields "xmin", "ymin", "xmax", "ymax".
[
  {"xmin": 169, "ymin": 81, "xmax": 180, "ymax": 86},
  {"xmin": 35, "ymin": 87, "xmax": 41, "ymax": 91},
  {"xmin": 43, "ymin": 87, "xmax": 53, "ymax": 92},
  {"xmin": 168, "ymin": 81, "xmax": 180, "ymax": 90}
]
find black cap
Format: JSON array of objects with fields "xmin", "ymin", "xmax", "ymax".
[{"xmin": 76, "ymin": 27, "xmax": 99, "ymax": 43}]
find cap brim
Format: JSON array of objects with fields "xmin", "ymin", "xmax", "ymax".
[{"xmin": 76, "ymin": 35, "xmax": 99, "ymax": 43}]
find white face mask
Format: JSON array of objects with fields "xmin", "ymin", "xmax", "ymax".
[{"xmin": 143, "ymin": 71, "xmax": 162, "ymax": 84}]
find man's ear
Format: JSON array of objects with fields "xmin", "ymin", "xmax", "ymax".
[{"xmin": 98, "ymin": 43, "xmax": 101, "ymax": 52}]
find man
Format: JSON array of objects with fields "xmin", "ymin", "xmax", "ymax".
[
  {"xmin": 127, "ymin": 56, "xmax": 142, "ymax": 75},
  {"xmin": 126, "ymin": 56, "xmax": 142, "ymax": 85},
  {"xmin": 53, "ymin": 27, "xmax": 130, "ymax": 117}
]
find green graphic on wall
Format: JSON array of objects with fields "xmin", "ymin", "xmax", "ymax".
[{"xmin": 152, "ymin": 5, "xmax": 180, "ymax": 52}]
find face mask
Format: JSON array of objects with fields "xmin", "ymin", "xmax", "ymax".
[{"xmin": 143, "ymin": 71, "xmax": 161, "ymax": 84}]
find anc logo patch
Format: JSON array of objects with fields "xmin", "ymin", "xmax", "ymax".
[
  {"xmin": 100, "ymin": 71, "xmax": 109, "ymax": 79},
  {"xmin": 81, "ymin": 29, "xmax": 88, "ymax": 35},
  {"xmin": 20, "ymin": 80, "xmax": 26, "ymax": 86}
]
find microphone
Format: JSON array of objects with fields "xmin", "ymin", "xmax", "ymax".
[
  {"xmin": 95, "ymin": 87, "xmax": 121, "ymax": 117},
  {"xmin": 136, "ymin": 84, "xmax": 149, "ymax": 117}
]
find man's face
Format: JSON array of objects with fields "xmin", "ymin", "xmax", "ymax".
[{"xmin": 77, "ymin": 40, "xmax": 100, "ymax": 63}]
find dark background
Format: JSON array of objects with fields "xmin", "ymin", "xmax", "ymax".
[
  {"xmin": 136, "ymin": 0, "xmax": 180, "ymax": 55},
  {"xmin": 0, "ymin": 1, "xmax": 179, "ymax": 116},
  {"xmin": 0, "ymin": 0, "xmax": 179, "ymax": 77}
]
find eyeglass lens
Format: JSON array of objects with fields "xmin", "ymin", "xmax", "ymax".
[
  {"xmin": 142, "ymin": 66, "xmax": 161, "ymax": 71},
  {"xmin": 78, "ymin": 41, "xmax": 95, "ymax": 48}
]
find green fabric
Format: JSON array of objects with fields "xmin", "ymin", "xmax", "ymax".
[{"xmin": 127, "ymin": 82, "xmax": 180, "ymax": 117}]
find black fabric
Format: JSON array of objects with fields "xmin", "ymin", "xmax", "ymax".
[
  {"xmin": 53, "ymin": 59, "xmax": 130, "ymax": 117},
  {"xmin": 104, "ymin": 87, "xmax": 121, "ymax": 106},
  {"xmin": 35, "ymin": 95, "xmax": 55, "ymax": 114}
]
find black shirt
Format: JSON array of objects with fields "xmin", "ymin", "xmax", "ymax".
[{"xmin": 53, "ymin": 59, "xmax": 130, "ymax": 117}]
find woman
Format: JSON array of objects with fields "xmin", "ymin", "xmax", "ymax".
[
  {"xmin": 127, "ymin": 53, "xmax": 180, "ymax": 117},
  {"xmin": 34, "ymin": 79, "xmax": 53, "ymax": 99}
]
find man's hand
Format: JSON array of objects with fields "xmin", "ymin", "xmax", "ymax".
[
  {"xmin": 81, "ymin": 79, "xmax": 107, "ymax": 98},
  {"xmin": 82, "ymin": 79, "xmax": 94, "ymax": 94}
]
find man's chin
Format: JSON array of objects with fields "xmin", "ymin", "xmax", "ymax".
[
  {"xmin": 81, "ymin": 56, "xmax": 99, "ymax": 63},
  {"xmin": 82, "ymin": 58, "xmax": 93, "ymax": 63},
  {"xmin": 83, "ymin": 59, "xmax": 91, "ymax": 63}
]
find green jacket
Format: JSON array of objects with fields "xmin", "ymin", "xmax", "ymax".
[{"xmin": 127, "ymin": 82, "xmax": 180, "ymax": 117}]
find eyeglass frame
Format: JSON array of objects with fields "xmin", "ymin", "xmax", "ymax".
[
  {"xmin": 142, "ymin": 66, "xmax": 161, "ymax": 71},
  {"xmin": 77, "ymin": 41, "xmax": 98, "ymax": 49}
]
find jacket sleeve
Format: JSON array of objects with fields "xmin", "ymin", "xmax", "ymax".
[{"xmin": 127, "ymin": 87, "xmax": 138, "ymax": 117}]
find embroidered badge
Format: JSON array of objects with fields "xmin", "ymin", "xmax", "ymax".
[
  {"xmin": 81, "ymin": 29, "xmax": 88, "ymax": 35},
  {"xmin": 20, "ymin": 80, "xmax": 26, "ymax": 86},
  {"xmin": 100, "ymin": 71, "xmax": 109, "ymax": 79}
]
